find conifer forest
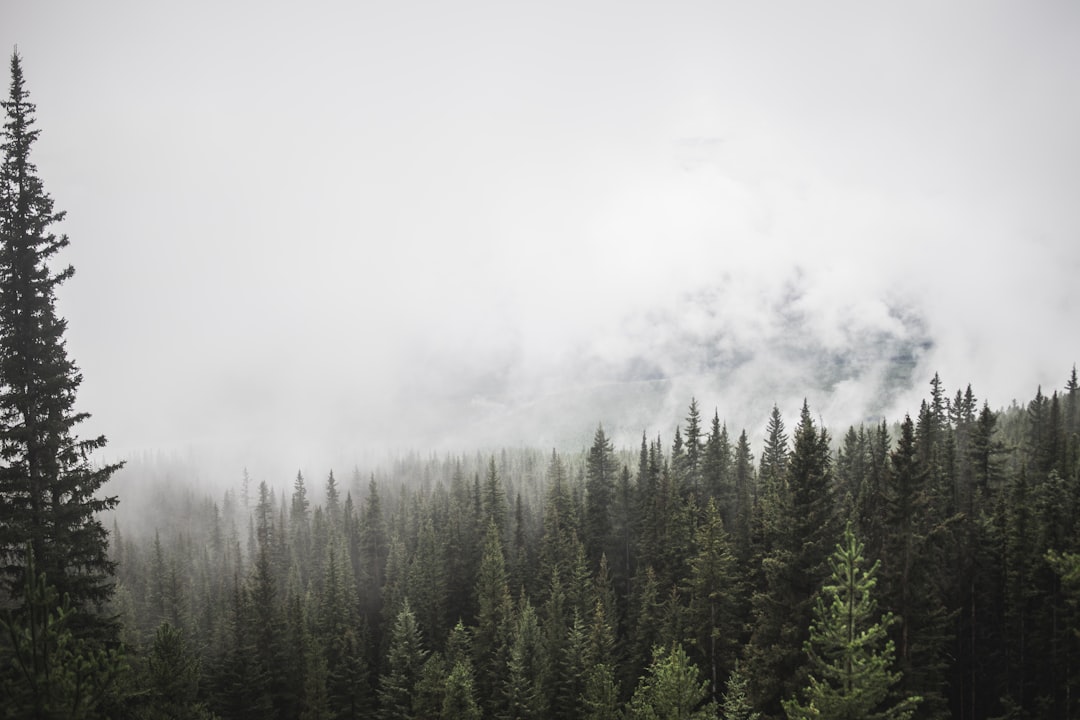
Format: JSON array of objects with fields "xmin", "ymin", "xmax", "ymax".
[{"xmin": 3, "ymin": 48, "xmax": 1080, "ymax": 720}]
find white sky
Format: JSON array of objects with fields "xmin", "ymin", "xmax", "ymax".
[{"xmin": 3, "ymin": 1, "xmax": 1079, "ymax": 479}]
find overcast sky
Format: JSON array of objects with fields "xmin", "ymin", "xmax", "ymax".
[{"xmin": 3, "ymin": 1, "xmax": 1079, "ymax": 480}]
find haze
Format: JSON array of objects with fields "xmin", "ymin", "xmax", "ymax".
[{"xmin": 3, "ymin": 1, "xmax": 1078, "ymax": 481}]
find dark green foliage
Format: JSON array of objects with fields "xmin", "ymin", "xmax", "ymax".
[
  {"xmin": 75, "ymin": 364, "xmax": 1080, "ymax": 720},
  {"xmin": 483, "ymin": 457, "xmax": 509, "ymax": 540},
  {"xmin": 378, "ymin": 599, "xmax": 427, "ymax": 720},
  {"xmin": 783, "ymin": 524, "xmax": 918, "ymax": 720},
  {"xmin": 585, "ymin": 425, "xmax": 619, "ymax": 570},
  {"xmin": 721, "ymin": 662, "xmax": 760, "ymax": 720},
  {"xmin": 685, "ymin": 498, "xmax": 740, "ymax": 703},
  {"xmin": 140, "ymin": 622, "xmax": 218, "ymax": 719},
  {"xmin": 0, "ymin": 50, "xmax": 120, "ymax": 634},
  {"xmin": 879, "ymin": 415, "xmax": 951, "ymax": 717},
  {"xmin": 442, "ymin": 658, "xmax": 482, "ymax": 720},
  {"xmin": 628, "ymin": 643, "xmax": 717, "ymax": 720},
  {"xmin": 702, "ymin": 411, "xmax": 733, "ymax": 523},
  {"xmin": 503, "ymin": 596, "xmax": 548, "ymax": 719},
  {"xmin": 745, "ymin": 400, "xmax": 837, "ymax": 718},
  {"xmin": 473, "ymin": 521, "xmax": 512, "ymax": 717},
  {"xmin": 0, "ymin": 553, "xmax": 126, "ymax": 719},
  {"xmin": 682, "ymin": 399, "xmax": 705, "ymax": 494}
]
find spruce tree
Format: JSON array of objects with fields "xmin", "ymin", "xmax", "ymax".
[
  {"xmin": 441, "ymin": 658, "xmax": 482, "ymax": 720},
  {"xmin": 683, "ymin": 398, "xmax": 705, "ymax": 494},
  {"xmin": 585, "ymin": 424, "xmax": 618, "ymax": 569},
  {"xmin": 627, "ymin": 643, "xmax": 717, "ymax": 720},
  {"xmin": 473, "ymin": 521, "xmax": 511, "ymax": 718},
  {"xmin": 378, "ymin": 599, "xmax": 427, "ymax": 720},
  {"xmin": 0, "ymin": 552, "xmax": 126, "ymax": 718},
  {"xmin": 0, "ymin": 51, "xmax": 121, "ymax": 630},
  {"xmin": 783, "ymin": 524, "xmax": 919, "ymax": 720},
  {"xmin": 745, "ymin": 401, "xmax": 835, "ymax": 718},
  {"xmin": 684, "ymin": 498, "xmax": 739, "ymax": 703}
]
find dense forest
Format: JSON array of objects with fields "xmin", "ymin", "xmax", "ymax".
[
  {"xmin": 94, "ymin": 373, "xmax": 1080, "ymax": 720},
  {"xmin": 2, "ymin": 49, "xmax": 1080, "ymax": 720}
]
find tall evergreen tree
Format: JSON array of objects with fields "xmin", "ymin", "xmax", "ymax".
[
  {"xmin": 482, "ymin": 456, "xmax": 508, "ymax": 541},
  {"xmin": 473, "ymin": 521, "xmax": 511, "ymax": 718},
  {"xmin": 684, "ymin": 498, "xmax": 739, "ymax": 703},
  {"xmin": 702, "ymin": 412, "xmax": 732, "ymax": 520},
  {"xmin": 378, "ymin": 599, "xmax": 428, "ymax": 720},
  {"xmin": 880, "ymin": 415, "xmax": 950, "ymax": 718},
  {"xmin": 683, "ymin": 399, "xmax": 705, "ymax": 494},
  {"xmin": 0, "ymin": 552, "xmax": 126, "ymax": 719},
  {"xmin": 783, "ymin": 524, "xmax": 919, "ymax": 720},
  {"xmin": 745, "ymin": 400, "xmax": 835, "ymax": 718},
  {"xmin": 628, "ymin": 643, "xmax": 717, "ymax": 720},
  {"xmin": 585, "ymin": 424, "xmax": 618, "ymax": 569},
  {"xmin": 731, "ymin": 430, "xmax": 754, "ymax": 561},
  {"xmin": 0, "ymin": 51, "xmax": 121, "ymax": 631}
]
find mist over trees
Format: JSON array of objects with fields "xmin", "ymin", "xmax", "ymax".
[
  {"xmin": 96, "ymin": 370, "xmax": 1080, "ymax": 720},
  {"xmin": 0, "ymin": 50, "xmax": 124, "ymax": 716},
  {"xmin": 2, "ymin": 51, "xmax": 1080, "ymax": 720}
]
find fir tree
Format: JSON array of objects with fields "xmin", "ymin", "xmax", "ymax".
[
  {"xmin": 745, "ymin": 401, "xmax": 835, "ymax": 718},
  {"xmin": 683, "ymin": 398, "xmax": 705, "ymax": 494},
  {"xmin": 628, "ymin": 642, "xmax": 717, "ymax": 720},
  {"xmin": 0, "ymin": 50, "xmax": 121, "ymax": 633},
  {"xmin": 473, "ymin": 521, "xmax": 512, "ymax": 718},
  {"xmin": 585, "ymin": 424, "xmax": 618, "ymax": 569},
  {"xmin": 503, "ymin": 596, "xmax": 547, "ymax": 719},
  {"xmin": 0, "ymin": 551, "xmax": 126, "ymax": 718},
  {"xmin": 685, "ymin": 498, "xmax": 739, "ymax": 703},
  {"xmin": 721, "ymin": 662, "xmax": 760, "ymax": 720},
  {"xmin": 141, "ymin": 622, "xmax": 217, "ymax": 720},
  {"xmin": 441, "ymin": 658, "xmax": 482, "ymax": 720},
  {"xmin": 702, "ymin": 411, "xmax": 732, "ymax": 519},
  {"xmin": 783, "ymin": 524, "xmax": 919, "ymax": 720},
  {"xmin": 378, "ymin": 599, "xmax": 428, "ymax": 720}
]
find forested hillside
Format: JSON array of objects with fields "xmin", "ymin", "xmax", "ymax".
[
  {"xmin": 104, "ymin": 371, "xmax": 1080, "ymax": 719},
  {"xmin": 2, "ymin": 35, "xmax": 1078, "ymax": 720}
]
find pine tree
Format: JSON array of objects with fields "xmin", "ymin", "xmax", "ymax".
[
  {"xmin": 378, "ymin": 599, "xmax": 428, "ymax": 720},
  {"xmin": 482, "ymin": 456, "xmax": 508, "ymax": 540},
  {"xmin": 141, "ymin": 622, "xmax": 216, "ymax": 720},
  {"xmin": 880, "ymin": 415, "xmax": 950, "ymax": 718},
  {"xmin": 473, "ymin": 521, "xmax": 511, "ymax": 718},
  {"xmin": 585, "ymin": 424, "xmax": 618, "ymax": 569},
  {"xmin": 684, "ymin": 498, "xmax": 739, "ymax": 703},
  {"xmin": 0, "ymin": 552, "xmax": 127, "ymax": 718},
  {"xmin": 360, "ymin": 477, "xmax": 389, "ymax": 624},
  {"xmin": 0, "ymin": 50, "xmax": 121, "ymax": 633},
  {"xmin": 503, "ymin": 596, "xmax": 548, "ymax": 719},
  {"xmin": 783, "ymin": 524, "xmax": 919, "ymax": 720},
  {"xmin": 628, "ymin": 643, "xmax": 717, "ymax": 720},
  {"xmin": 745, "ymin": 401, "xmax": 835, "ymax": 718},
  {"xmin": 759, "ymin": 405, "xmax": 789, "ymax": 509},
  {"xmin": 702, "ymin": 411, "xmax": 732, "ymax": 519},
  {"xmin": 731, "ymin": 430, "xmax": 754, "ymax": 561},
  {"xmin": 441, "ymin": 658, "xmax": 482, "ymax": 720},
  {"xmin": 721, "ymin": 662, "xmax": 760, "ymax": 720},
  {"xmin": 683, "ymin": 399, "xmax": 705, "ymax": 495}
]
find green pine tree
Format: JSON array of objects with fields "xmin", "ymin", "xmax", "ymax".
[
  {"xmin": 441, "ymin": 658, "xmax": 482, "ymax": 720},
  {"xmin": 378, "ymin": 599, "xmax": 428, "ymax": 720},
  {"xmin": 685, "ymin": 498, "xmax": 739, "ymax": 703},
  {"xmin": 783, "ymin": 524, "xmax": 919, "ymax": 720},
  {"xmin": 627, "ymin": 643, "xmax": 717, "ymax": 720},
  {"xmin": 586, "ymin": 425, "xmax": 619, "ymax": 569},
  {"xmin": 721, "ymin": 661, "xmax": 760, "ymax": 720},
  {"xmin": 0, "ymin": 551, "xmax": 126, "ymax": 719},
  {"xmin": 141, "ymin": 621, "xmax": 218, "ymax": 719},
  {"xmin": 0, "ymin": 50, "xmax": 121, "ymax": 635},
  {"xmin": 473, "ymin": 521, "xmax": 512, "ymax": 718}
]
